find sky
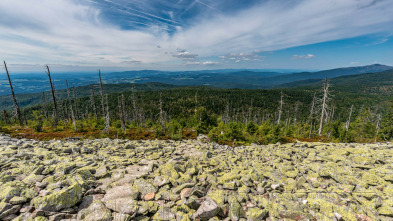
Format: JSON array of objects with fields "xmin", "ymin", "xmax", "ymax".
[{"xmin": 1, "ymin": 0, "xmax": 393, "ymax": 72}]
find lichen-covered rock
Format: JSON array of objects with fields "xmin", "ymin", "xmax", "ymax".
[
  {"xmin": 1, "ymin": 135, "xmax": 393, "ymax": 220},
  {"xmin": 104, "ymin": 197, "xmax": 138, "ymax": 215},
  {"xmin": 79, "ymin": 200, "xmax": 112, "ymax": 221},
  {"xmin": 132, "ymin": 179, "xmax": 157, "ymax": 199},
  {"xmin": 102, "ymin": 185, "xmax": 139, "ymax": 202},
  {"xmin": 246, "ymin": 207, "xmax": 268, "ymax": 221},
  {"xmin": 32, "ymin": 182, "xmax": 83, "ymax": 211}
]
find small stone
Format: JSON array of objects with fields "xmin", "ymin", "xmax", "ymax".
[
  {"xmin": 180, "ymin": 188, "xmax": 192, "ymax": 199},
  {"xmin": 143, "ymin": 192, "xmax": 155, "ymax": 201}
]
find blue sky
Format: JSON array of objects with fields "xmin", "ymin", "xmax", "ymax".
[{"xmin": 1, "ymin": 0, "xmax": 393, "ymax": 72}]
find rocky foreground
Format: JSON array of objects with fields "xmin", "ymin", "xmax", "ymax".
[{"xmin": 0, "ymin": 135, "xmax": 393, "ymax": 221}]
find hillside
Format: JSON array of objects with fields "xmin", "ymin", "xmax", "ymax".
[
  {"xmin": 278, "ymin": 69, "xmax": 393, "ymax": 96},
  {"xmin": 0, "ymin": 82, "xmax": 179, "ymax": 111},
  {"xmin": 1, "ymin": 64, "xmax": 391, "ymax": 97}
]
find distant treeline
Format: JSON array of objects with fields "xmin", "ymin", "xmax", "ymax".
[{"xmin": 1, "ymin": 61, "xmax": 393, "ymax": 144}]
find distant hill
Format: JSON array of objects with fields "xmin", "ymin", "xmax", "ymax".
[
  {"xmin": 260, "ymin": 64, "xmax": 393, "ymax": 88},
  {"xmin": 0, "ymin": 82, "xmax": 179, "ymax": 111},
  {"xmin": 278, "ymin": 69, "xmax": 393, "ymax": 96}
]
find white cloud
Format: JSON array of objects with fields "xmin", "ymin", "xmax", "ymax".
[
  {"xmin": 172, "ymin": 51, "xmax": 199, "ymax": 59},
  {"xmin": 185, "ymin": 61, "xmax": 219, "ymax": 66},
  {"xmin": 0, "ymin": 0, "xmax": 393, "ymax": 70},
  {"xmin": 219, "ymin": 52, "xmax": 264, "ymax": 62},
  {"xmin": 292, "ymin": 54, "xmax": 315, "ymax": 59}
]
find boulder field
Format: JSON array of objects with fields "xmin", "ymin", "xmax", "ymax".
[{"xmin": 0, "ymin": 134, "xmax": 393, "ymax": 221}]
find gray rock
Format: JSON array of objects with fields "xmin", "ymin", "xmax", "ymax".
[
  {"xmin": 104, "ymin": 197, "xmax": 138, "ymax": 215},
  {"xmin": 193, "ymin": 197, "xmax": 220, "ymax": 220}
]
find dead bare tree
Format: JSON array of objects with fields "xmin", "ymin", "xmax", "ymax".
[
  {"xmin": 345, "ymin": 104, "xmax": 354, "ymax": 132},
  {"xmin": 159, "ymin": 92, "xmax": 164, "ymax": 130},
  {"xmin": 46, "ymin": 65, "xmax": 58, "ymax": 125},
  {"xmin": 294, "ymin": 102, "xmax": 299, "ymax": 126},
  {"xmin": 118, "ymin": 95, "xmax": 126, "ymax": 132},
  {"xmin": 277, "ymin": 91, "xmax": 284, "ymax": 125},
  {"xmin": 3, "ymin": 110, "xmax": 9, "ymax": 124},
  {"xmin": 90, "ymin": 86, "xmax": 98, "ymax": 119},
  {"xmin": 66, "ymin": 80, "xmax": 77, "ymax": 132},
  {"xmin": 3, "ymin": 61, "xmax": 23, "ymax": 125},
  {"xmin": 41, "ymin": 92, "xmax": 49, "ymax": 121},
  {"xmin": 318, "ymin": 78, "xmax": 330, "ymax": 136},
  {"xmin": 308, "ymin": 92, "xmax": 317, "ymax": 138},
  {"xmin": 98, "ymin": 70, "xmax": 105, "ymax": 117},
  {"xmin": 131, "ymin": 83, "xmax": 138, "ymax": 124},
  {"xmin": 103, "ymin": 95, "xmax": 110, "ymax": 134},
  {"xmin": 60, "ymin": 100, "xmax": 68, "ymax": 123},
  {"xmin": 375, "ymin": 113, "xmax": 381, "ymax": 139},
  {"xmin": 72, "ymin": 87, "xmax": 79, "ymax": 120}
]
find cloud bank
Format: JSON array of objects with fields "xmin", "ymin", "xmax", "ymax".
[{"xmin": 0, "ymin": 0, "xmax": 392, "ymax": 70}]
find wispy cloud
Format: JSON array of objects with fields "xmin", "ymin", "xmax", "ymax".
[
  {"xmin": 219, "ymin": 52, "xmax": 264, "ymax": 62},
  {"xmin": 292, "ymin": 54, "xmax": 315, "ymax": 59},
  {"xmin": 0, "ymin": 0, "xmax": 392, "ymax": 70},
  {"xmin": 185, "ymin": 61, "xmax": 219, "ymax": 66}
]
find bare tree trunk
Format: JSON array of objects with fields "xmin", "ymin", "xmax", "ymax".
[
  {"xmin": 309, "ymin": 92, "xmax": 317, "ymax": 138},
  {"xmin": 66, "ymin": 80, "xmax": 77, "ymax": 132},
  {"xmin": 72, "ymin": 87, "xmax": 79, "ymax": 120},
  {"xmin": 121, "ymin": 94, "xmax": 127, "ymax": 124},
  {"xmin": 131, "ymin": 83, "xmax": 138, "ymax": 125},
  {"xmin": 294, "ymin": 102, "xmax": 299, "ymax": 126},
  {"xmin": 104, "ymin": 95, "xmax": 110, "ymax": 134},
  {"xmin": 118, "ymin": 96, "xmax": 126, "ymax": 132},
  {"xmin": 159, "ymin": 92, "xmax": 164, "ymax": 130},
  {"xmin": 318, "ymin": 79, "xmax": 330, "ymax": 136},
  {"xmin": 345, "ymin": 104, "xmax": 353, "ymax": 132},
  {"xmin": 277, "ymin": 91, "xmax": 284, "ymax": 125},
  {"xmin": 45, "ymin": 65, "xmax": 58, "ymax": 125},
  {"xmin": 99, "ymin": 70, "xmax": 105, "ymax": 118},
  {"xmin": 90, "ymin": 86, "xmax": 98, "ymax": 120},
  {"xmin": 375, "ymin": 113, "xmax": 381, "ymax": 140},
  {"xmin": 3, "ymin": 110, "xmax": 9, "ymax": 124},
  {"xmin": 41, "ymin": 92, "xmax": 49, "ymax": 121},
  {"xmin": 4, "ymin": 61, "xmax": 23, "ymax": 125},
  {"xmin": 60, "ymin": 100, "xmax": 68, "ymax": 123}
]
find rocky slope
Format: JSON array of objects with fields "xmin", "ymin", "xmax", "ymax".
[{"xmin": 0, "ymin": 134, "xmax": 393, "ymax": 221}]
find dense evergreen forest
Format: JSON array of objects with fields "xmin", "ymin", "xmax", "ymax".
[{"xmin": 1, "ymin": 63, "xmax": 393, "ymax": 145}]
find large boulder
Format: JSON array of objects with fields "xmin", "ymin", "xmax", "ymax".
[
  {"xmin": 192, "ymin": 197, "xmax": 220, "ymax": 220},
  {"xmin": 32, "ymin": 182, "xmax": 83, "ymax": 212}
]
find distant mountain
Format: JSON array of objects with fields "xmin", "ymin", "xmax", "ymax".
[
  {"xmin": 261, "ymin": 64, "xmax": 393, "ymax": 88},
  {"xmin": 105, "ymin": 64, "xmax": 392, "ymax": 89},
  {"xmin": 1, "ymin": 64, "xmax": 390, "ymax": 96},
  {"xmin": 278, "ymin": 69, "xmax": 393, "ymax": 96}
]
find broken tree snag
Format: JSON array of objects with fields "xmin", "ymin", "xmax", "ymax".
[
  {"xmin": 41, "ymin": 92, "xmax": 49, "ymax": 121},
  {"xmin": 90, "ymin": 86, "xmax": 98, "ymax": 119},
  {"xmin": 66, "ymin": 80, "xmax": 77, "ymax": 132},
  {"xmin": 3, "ymin": 109, "xmax": 9, "ymax": 124},
  {"xmin": 98, "ymin": 69, "xmax": 105, "ymax": 118},
  {"xmin": 3, "ymin": 61, "xmax": 23, "ymax": 126},
  {"xmin": 277, "ymin": 91, "xmax": 284, "ymax": 125},
  {"xmin": 104, "ymin": 95, "xmax": 110, "ymax": 134},
  {"xmin": 318, "ymin": 78, "xmax": 330, "ymax": 136},
  {"xmin": 309, "ymin": 92, "xmax": 317, "ymax": 138},
  {"xmin": 46, "ymin": 65, "xmax": 58, "ymax": 125},
  {"xmin": 72, "ymin": 86, "xmax": 79, "ymax": 120}
]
